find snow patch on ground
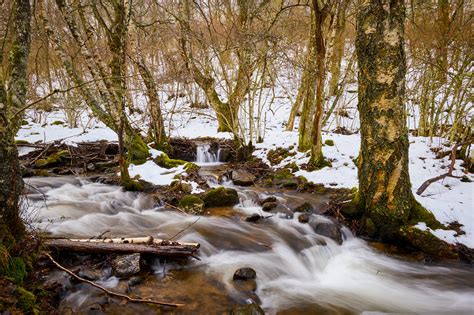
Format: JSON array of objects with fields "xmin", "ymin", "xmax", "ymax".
[{"xmin": 128, "ymin": 161, "xmax": 186, "ymax": 186}]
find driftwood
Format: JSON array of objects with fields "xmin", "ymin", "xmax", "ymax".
[
  {"xmin": 44, "ymin": 237, "xmax": 199, "ymax": 257},
  {"xmin": 45, "ymin": 253, "xmax": 183, "ymax": 307}
]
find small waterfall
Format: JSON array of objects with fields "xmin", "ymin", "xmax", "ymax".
[{"xmin": 196, "ymin": 144, "xmax": 221, "ymax": 164}]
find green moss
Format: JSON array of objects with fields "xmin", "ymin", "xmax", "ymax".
[
  {"xmin": 21, "ymin": 119, "xmax": 29, "ymax": 125},
  {"xmin": 324, "ymin": 139, "xmax": 334, "ymax": 146},
  {"xmin": 179, "ymin": 195, "xmax": 205, "ymax": 214},
  {"xmin": 15, "ymin": 287, "xmax": 36, "ymax": 312},
  {"xmin": 50, "ymin": 120, "xmax": 64, "ymax": 125},
  {"xmin": 15, "ymin": 139, "xmax": 29, "ymax": 145},
  {"xmin": 202, "ymin": 187, "xmax": 239, "ymax": 208},
  {"xmin": 35, "ymin": 150, "xmax": 70, "ymax": 168},
  {"xmin": 127, "ymin": 136, "xmax": 150, "ymax": 165},
  {"xmin": 34, "ymin": 169, "xmax": 50, "ymax": 177},
  {"xmin": 409, "ymin": 200, "xmax": 444, "ymax": 230},
  {"xmin": 154, "ymin": 153, "xmax": 187, "ymax": 169},
  {"xmin": 307, "ymin": 157, "xmax": 332, "ymax": 171},
  {"xmin": 274, "ymin": 168, "xmax": 293, "ymax": 180},
  {"xmin": 263, "ymin": 178, "xmax": 273, "ymax": 187},
  {"xmin": 0, "ymin": 257, "xmax": 26, "ymax": 284},
  {"xmin": 398, "ymin": 226, "xmax": 458, "ymax": 259},
  {"xmin": 285, "ymin": 162, "xmax": 299, "ymax": 172},
  {"xmin": 185, "ymin": 162, "xmax": 200, "ymax": 172},
  {"xmin": 341, "ymin": 191, "xmax": 363, "ymax": 217}
]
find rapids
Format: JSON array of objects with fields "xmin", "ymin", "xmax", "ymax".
[{"xmin": 24, "ymin": 176, "xmax": 474, "ymax": 314}]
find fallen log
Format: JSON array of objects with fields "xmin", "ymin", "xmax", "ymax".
[
  {"xmin": 65, "ymin": 236, "xmax": 200, "ymax": 248},
  {"xmin": 44, "ymin": 238, "xmax": 199, "ymax": 257}
]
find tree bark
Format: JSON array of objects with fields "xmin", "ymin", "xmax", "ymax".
[
  {"xmin": 356, "ymin": 0, "xmax": 415, "ymax": 237},
  {"xmin": 0, "ymin": 0, "xmax": 31, "ymax": 241}
]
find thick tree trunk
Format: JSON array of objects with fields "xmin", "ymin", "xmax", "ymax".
[
  {"xmin": 0, "ymin": 0, "xmax": 31, "ymax": 241},
  {"xmin": 356, "ymin": 0, "xmax": 414, "ymax": 237}
]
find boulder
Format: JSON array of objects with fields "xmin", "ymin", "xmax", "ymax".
[
  {"xmin": 231, "ymin": 170, "xmax": 256, "ymax": 186},
  {"xmin": 298, "ymin": 213, "xmax": 311, "ymax": 223},
  {"xmin": 262, "ymin": 202, "xmax": 278, "ymax": 212},
  {"xmin": 245, "ymin": 213, "xmax": 263, "ymax": 223},
  {"xmin": 112, "ymin": 254, "xmax": 140, "ymax": 278},
  {"xmin": 233, "ymin": 267, "xmax": 256, "ymax": 280},
  {"xmin": 309, "ymin": 219, "xmax": 343, "ymax": 244},
  {"xmin": 179, "ymin": 195, "xmax": 205, "ymax": 214},
  {"xmin": 260, "ymin": 196, "xmax": 277, "ymax": 204},
  {"xmin": 293, "ymin": 202, "xmax": 314, "ymax": 213},
  {"xmin": 202, "ymin": 187, "xmax": 239, "ymax": 207}
]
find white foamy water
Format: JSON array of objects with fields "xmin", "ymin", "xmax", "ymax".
[
  {"xmin": 26, "ymin": 177, "xmax": 474, "ymax": 314},
  {"xmin": 196, "ymin": 144, "xmax": 221, "ymax": 165}
]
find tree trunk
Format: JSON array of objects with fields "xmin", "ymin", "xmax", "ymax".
[
  {"xmin": 328, "ymin": 0, "xmax": 349, "ymax": 96},
  {"xmin": 0, "ymin": 0, "xmax": 31, "ymax": 241},
  {"xmin": 356, "ymin": 0, "xmax": 414, "ymax": 237}
]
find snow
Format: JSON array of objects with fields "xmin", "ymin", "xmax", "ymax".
[{"xmin": 128, "ymin": 161, "xmax": 187, "ymax": 186}]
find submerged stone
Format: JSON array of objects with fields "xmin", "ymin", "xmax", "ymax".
[
  {"xmin": 262, "ymin": 201, "xmax": 278, "ymax": 212},
  {"xmin": 112, "ymin": 254, "xmax": 140, "ymax": 278},
  {"xmin": 233, "ymin": 267, "xmax": 256, "ymax": 280}
]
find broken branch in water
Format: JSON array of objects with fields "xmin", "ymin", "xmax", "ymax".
[{"xmin": 44, "ymin": 253, "xmax": 183, "ymax": 307}]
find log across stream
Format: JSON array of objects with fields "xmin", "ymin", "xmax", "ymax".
[{"xmin": 26, "ymin": 175, "xmax": 474, "ymax": 314}]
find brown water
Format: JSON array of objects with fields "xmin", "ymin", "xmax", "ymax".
[{"xmin": 25, "ymin": 175, "xmax": 474, "ymax": 314}]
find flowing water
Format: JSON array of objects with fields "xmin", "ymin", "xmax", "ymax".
[
  {"xmin": 195, "ymin": 144, "xmax": 222, "ymax": 165},
  {"xmin": 24, "ymin": 174, "xmax": 474, "ymax": 314}
]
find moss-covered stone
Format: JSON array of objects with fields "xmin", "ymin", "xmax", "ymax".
[
  {"xmin": 285, "ymin": 162, "xmax": 299, "ymax": 172},
  {"xmin": 35, "ymin": 150, "xmax": 70, "ymax": 168},
  {"xmin": 179, "ymin": 195, "xmax": 205, "ymax": 214},
  {"xmin": 154, "ymin": 153, "xmax": 187, "ymax": 169},
  {"xmin": 274, "ymin": 168, "xmax": 293, "ymax": 180},
  {"xmin": 15, "ymin": 287, "xmax": 36, "ymax": 312},
  {"xmin": 324, "ymin": 139, "xmax": 334, "ymax": 146},
  {"xmin": 307, "ymin": 157, "xmax": 332, "ymax": 171},
  {"xmin": 50, "ymin": 120, "xmax": 64, "ymax": 125},
  {"xmin": 34, "ymin": 169, "xmax": 50, "ymax": 177},
  {"xmin": 397, "ymin": 226, "xmax": 458, "ymax": 260},
  {"xmin": 184, "ymin": 162, "xmax": 200, "ymax": 173},
  {"xmin": 15, "ymin": 139, "xmax": 29, "ymax": 145},
  {"xmin": 274, "ymin": 168, "xmax": 298, "ymax": 188},
  {"xmin": 20, "ymin": 119, "xmax": 29, "ymax": 125},
  {"xmin": 126, "ymin": 134, "xmax": 150, "ymax": 165},
  {"xmin": 202, "ymin": 187, "xmax": 239, "ymax": 208}
]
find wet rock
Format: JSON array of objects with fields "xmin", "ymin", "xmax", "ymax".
[
  {"xmin": 245, "ymin": 213, "xmax": 263, "ymax": 222},
  {"xmin": 293, "ymin": 202, "xmax": 314, "ymax": 213},
  {"xmin": 78, "ymin": 267, "xmax": 104, "ymax": 281},
  {"xmin": 202, "ymin": 187, "xmax": 239, "ymax": 207},
  {"xmin": 112, "ymin": 254, "xmax": 141, "ymax": 278},
  {"xmin": 128, "ymin": 276, "xmax": 143, "ymax": 287},
  {"xmin": 260, "ymin": 196, "xmax": 277, "ymax": 204},
  {"xmin": 269, "ymin": 205, "xmax": 294, "ymax": 219},
  {"xmin": 231, "ymin": 170, "xmax": 256, "ymax": 186},
  {"xmin": 233, "ymin": 267, "xmax": 256, "ymax": 280},
  {"xmin": 298, "ymin": 212, "xmax": 311, "ymax": 223},
  {"xmin": 87, "ymin": 163, "xmax": 96, "ymax": 171},
  {"xmin": 179, "ymin": 195, "xmax": 205, "ymax": 214},
  {"xmin": 309, "ymin": 219, "xmax": 343, "ymax": 244},
  {"xmin": 230, "ymin": 303, "xmax": 264, "ymax": 315},
  {"xmin": 234, "ymin": 279, "xmax": 257, "ymax": 292},
  {"xmin": 262, "ymin": 201, "xmax": 278, "ymax": 212}
]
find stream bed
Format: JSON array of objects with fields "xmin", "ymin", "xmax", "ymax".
[{"xmin": 25, "ymin": 173, "xmax": 474, "ymax": 314}]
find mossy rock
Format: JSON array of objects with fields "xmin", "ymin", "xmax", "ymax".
[
  {"xmin": 184, "ymin": 162, "xmax": 200, "ymax": 173},
  {"xmin": 274, "ymin": 168, "xmax": 293, "ymax": 180},
  {"xmin": 179, "ymin": 195, "xmax": 205, "ymax": 214},
  {"xmin": 20, "ymin": 119, "xmax": 29, "ymax": 125},
  {"xmin": 230, "ymin": 303, "xmax": 264, "ymax": 315},
  {"xmin": 274, "ymin": 168, "xmax": 298, "ymax": 188},
  {"xmin": 202, "ymin": 187, "xmax": 239, "ymax": 208},
  {"xmin": 267, "ymin": 147, "xmax": 296, "ymax": 166},
  {"xmin": 0, "ymin": 257, "xmax": 26, "ymax": 284},
  {"xmin": 307, "ymin": 157, "xmax": 332, "ymax": 171},
  {"xmin": 397, "ymin": 226, "xmax": 458, "ymax": 260},
  {"xmin": 35, "ymin": 150, "xmax": 70, "ymax": 168},
  {"xmin": 285, "ymin": 162, "xmax": 299, "ymax": 172},
  {"xmin": 15, "ymin": 287, "xmax": 36, "ymax": 312},
  {"xmin": 50, "ymin": 120, "xmax": 64, "ymax": 125},
  {"xmin": 324, "ymin": 139, "xmax": 335, "ymax": 146},
  {"xmin": 154, "ymin": 153, "xmax": 187, "ymax": 169}
]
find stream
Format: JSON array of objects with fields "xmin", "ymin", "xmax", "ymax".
[{"xmin": 24, "ymin": 147, "xmax": 474, "ymax": 314}]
